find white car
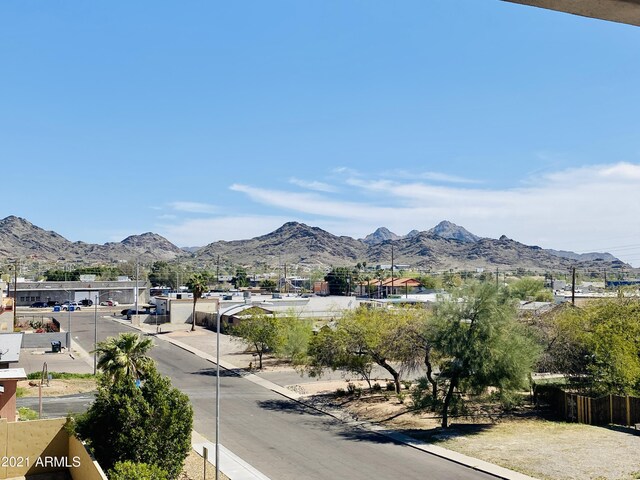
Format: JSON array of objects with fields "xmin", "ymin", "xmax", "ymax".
[
  {"xmin": 61, "ymin": 302, "xmax": 81, "ymax": 311},
  {"xmin": 100, "ymin": 300, "xmax": 119, "ymax": 306}
]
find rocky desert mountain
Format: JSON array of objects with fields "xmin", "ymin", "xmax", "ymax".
[{"xmin": 0, "ymin": 216, "xmax": 630, "ymax": 273}]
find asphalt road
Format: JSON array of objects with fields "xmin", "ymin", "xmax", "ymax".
[
  {"xmin": 18, "ymin": 393, "xmax": 95, "ymax": 419},
  {"xmin": 66, "ymin": 311, "xmax": 494, "ymax": 480}
]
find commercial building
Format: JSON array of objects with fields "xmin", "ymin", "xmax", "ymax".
[{"xmin": 6, "ymin": 280, "xmax": 148, "ymax": 307}]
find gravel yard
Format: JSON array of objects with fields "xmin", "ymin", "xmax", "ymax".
[{"xmin": 288, "ymin": 377, "xmax": 640, "ymax": 480}]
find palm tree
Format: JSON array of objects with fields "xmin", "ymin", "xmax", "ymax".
[
  {"xmin": 186, "ymin": 273, "xmax": 208, "ymax": 332},
  {"xmin": 94, "ymin": 333, "xmax": 154, "ymax": 382}
]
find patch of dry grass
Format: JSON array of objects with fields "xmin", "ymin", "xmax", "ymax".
[
  {"xmin": 18, "ymin": 378, "xmax": 97, "ymax": 397},
  {"xmin": 179, "ymin": 449, "xmax": 230, "ymax": 480}
]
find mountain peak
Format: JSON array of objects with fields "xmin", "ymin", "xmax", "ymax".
[
  {"xmin": 362, "ymin": 227, "xmax": 401, "ymax": 245},
  {"xmin": 427, "ymin": 221, "xmax": 480, "ymax": 243}
]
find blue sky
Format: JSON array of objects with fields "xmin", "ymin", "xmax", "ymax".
[{"xmin": 2, "ymin": 1, "xmax": 640, "ymax": 265}]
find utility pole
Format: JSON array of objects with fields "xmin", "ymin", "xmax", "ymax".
[
  {"xmin": 571, "ymin": 267, "xmax": 576, "ymax": 306},
  {"xmin": 283, "ymin": 263, "xmax": 288, "ymax": 294},
  {"xmin": 135, "ymin": 260, "xmax": 139, "ymax": 316},
  {"xmin": 216, "ymin": 255, "xmax": 220, "ymax": 286},
  {"xmin": 495, "ymin": 267, "xmax": 499, "ymax": 289},
  {"xmin": 12, "ymin": 259, "xmax": 18, "ymax": 329},
  {"xmin": 391, "ymin": 244, "xmax": 395, "ymax": 297}
]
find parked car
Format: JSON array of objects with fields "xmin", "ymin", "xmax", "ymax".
[
  {"xmin": 61, "ymin": 302, "xmax": 81, "ymax": 311},
  {"xmin": 30, "ymin": 302, "xmax": 48, "ymax": 308},
  {"xmin": 79, "ymin": 299, "xmax": 93, "ymax": 307},
  {"xmin": 100, "ymin": 300, "xmax": 119, "ymax": 306}
]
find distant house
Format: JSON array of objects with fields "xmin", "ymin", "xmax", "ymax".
[
  {"xmin": 312, "ymin": 281, "xmax": 330, "ymax": 296},
  {"xmin": 356, "ymin": 277, "xmax": 424, "ymax": 298},
  {"xmin": 0, "ymin": 368, "xmax": 27, "ymax": 422},
  {"xmin": 219, "ymin": 304, "xmax": 274, "ymax": 331},
  {"xmin": 0, "ymin": 333, "xmax": 23, "ymax": 369}
]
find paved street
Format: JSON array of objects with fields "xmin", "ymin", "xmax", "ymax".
[
  {"xmin": 62, "ymin": 311, "xmax": 495, "ymax": 480},
  {"xmin": 18, "ymin": 393, "xmax": 95, "ymax": 419}
]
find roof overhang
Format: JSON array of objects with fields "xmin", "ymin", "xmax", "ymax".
[{"xmin": 503, "ymin": 0, "xmax": 640, "ymax": 27}]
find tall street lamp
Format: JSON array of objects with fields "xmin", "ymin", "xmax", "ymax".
[
  {"xmin": 93, "ymin": 291, "xmax": 121, "ymax": 375},
  {"xmin": 94, "ymin": 297, "xmax": 98, "ymax": 375},
  {"xmin": 214, "ymin": 302, "xmax": 240, "ymax": 480}
]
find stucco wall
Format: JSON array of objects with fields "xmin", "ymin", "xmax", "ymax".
[
  {"xmin": 0, "ymin": 381, "xmax": 18, "ymax": 422},
  {"xmin": 3, "ymin": 417, "xmax": 67, "ymax": 478},
  {"xmin": 0, "ymin": 418, "xmax": 106, "ymax": 479},
  {"xmin": 69, "ymin": 435, "xmax": 108, "ymax": 480},
  {"xmin": 170, "ymin": 301, "xmax": 196, "ymax": 324}
]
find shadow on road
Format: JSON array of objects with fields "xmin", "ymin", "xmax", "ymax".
[
  {"xmin": 336, "ymin": 426, "xmax": 402, "ymax": 444},
  {"xmin": 190, "ymin": 367, "xmax": 246, "ymax": 378},
  {"xmin": 257, "ymin": 398, "xmax": 324, "ymax": 417},
  {"xmin": 337, "ymin": 423, "xmax": 496, "ymax": 445}
]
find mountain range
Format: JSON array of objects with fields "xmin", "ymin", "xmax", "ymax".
[{"xmin": 0, "ymin": 215, "xmax": 629, "ymax": 272}]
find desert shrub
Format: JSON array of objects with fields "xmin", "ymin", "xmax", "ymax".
[{"xmin": 109, "ymin": 461, "xmax": 169, "ymax": 480}]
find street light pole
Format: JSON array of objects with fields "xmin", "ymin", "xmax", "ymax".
[
  {"xmin": 67, "ymin": 291, "xmax": 72, "ymax": 351},
  {"xmin": 215, "ymin": 306, "xmax": 221, "ymax": 480},
  {"xmin": 93, "ymin": 295, "xmax": 98, "ymax": 375}
]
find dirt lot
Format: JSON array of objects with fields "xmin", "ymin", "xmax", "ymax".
[
  {"xmin": 18, "ymin": 378, "xmax": 97, "ymax": 397},
  {"xmin": 287, "ymin": 377, "xmax": 640, "ymax": 480}
]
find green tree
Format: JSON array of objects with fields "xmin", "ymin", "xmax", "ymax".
[
  {"xmin": 73, "ymin": 367, "xmax": 193, "ymax": 479},
  {"xmin": 149, "ymin": 261, "xmax": 177, "ymax": 288},
  {"xmin": 231, "ymin": 312, "xmax": 281, "ymax": 369},
  {"xmin": 325, "ymin": 267, "xmax": 352, "ymax": 295},
  {"xmin": 109, "ymin": 461, "xmax": 169, "ymax": 480},
  {"xmin": 417, "ymin": 283, "xmax": 539, "ymax": 428},
  {"xmin": 186, "ymin": 273, "xmax": 208, "ymax": 332},
  {"xmin": 94, "ymin": 333, "xmax": 154, "ymax": 382},
  {"xmin": 556, "ymin": 298, "xmax": 640, "ymax": 395},
  {"xmin": 307, "ymin": 307, "xmax": 420, "ymax": 392},
  {"xmin": 277, "ymin": 312, "xmax": 313, "ymax": 366},
  {"xmin": 231, "ymin": 267, "xmax": 249, "ymax": 288},
  {"xmin": 416, "ymin": 275, "xmax": 439, "ymax": 290},
  {"xmin": 260, "ymin": 279, "xmax": 277, "ymax": 292},
  {"xmin": 44, "ymin": 269, "xmax": 80, "ymax": 281},
  {"xmin": 508, "ymin": 277, "xmax": 553, "ymax": 302},
  {"xmin": 308, "ymin": 325, "xmax": 374, "ymax": 387}
]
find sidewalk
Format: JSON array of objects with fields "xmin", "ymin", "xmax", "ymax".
[{"xmin": 117, "ymin": 318, "xmax": 539, "ymax": 480}]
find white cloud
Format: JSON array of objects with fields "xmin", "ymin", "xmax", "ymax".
[
  {"xmin": 168, "ymin": 201, "xmax": 218, "ymax": 214},
  {"xmin": 230, "ymin": 183, "xmax": 400, "ymax": 220},
  {"xmin": 393, "ymin": 170, "xmax": 481, "ymax": 184},
  {"xmin": 229, "ymin": 163, "xmax": 640, "ymax": 266},
  {"xmin": 157, "ymin": 215, "xmax": 293, "ymax": 247},
  {"xmin": 289, "ymin": 177, "xmax": 338, "ymax": 193}
]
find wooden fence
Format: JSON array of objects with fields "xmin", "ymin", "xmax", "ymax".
[{"xmin": 537, "ymin": 385, "xmax": 640, "ymax": 427}]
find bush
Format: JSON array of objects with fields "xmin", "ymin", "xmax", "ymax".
[
  {"xmin": 335, "ymin": 387, "xmax": 347, "ymax": 397},
  {"xmin": 386, "ymin": 382, "xmax": 395, "ymax": 392},
  {"xmin": 18, "ymin": 407, "xmax": 38, "ymax": 421},
  {"xmin": 109, "ymin": 461, "xmax": 169, "ymax": 480},
  {"xmin": 72, "ymin": 368, "xmax": 192, "ymax": 478},
  {"xmin": 372, "ymin": 382, "xmax": 382, "ymax": 392}
]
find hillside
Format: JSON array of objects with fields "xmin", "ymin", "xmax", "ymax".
[
  {"xmin": 0, "ymin": 216, "xmax": 185, "ymax": 263},
  {"xmin": 0, "ymin": 216, "xmax": 630, "ymax": 273}
]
